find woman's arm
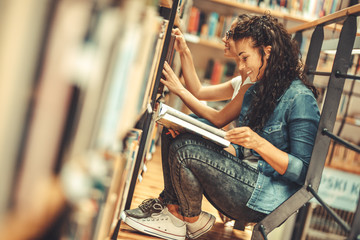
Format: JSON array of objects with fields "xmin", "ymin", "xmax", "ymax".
[
  {"xmin": 225, "ymin": 127, "xmax": 289, "ymax": 174},
  {"xmin": 225, "ymin": 93, "xmax": 320, "ymax": 183},
  {"xmin": 173, "ymin": 28, "xmax": 234, "ymax": 101},
  {"xmin": 161, "ymin": 62, "xmax": 252, "ymax": 128}
]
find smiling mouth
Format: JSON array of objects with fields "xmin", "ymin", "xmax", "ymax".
[{"xmin": 247, "ymin": 70, "xmax": 252, "ymax": 75}]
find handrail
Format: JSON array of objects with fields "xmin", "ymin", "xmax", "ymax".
[{"xmin": 288, "ymin": 4, "xmax": 360, "ymax": 34}]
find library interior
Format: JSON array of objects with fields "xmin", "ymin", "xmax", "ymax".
[{"xmin": 1, "ymin": 0, "xmax": 360, "ymax": 240}]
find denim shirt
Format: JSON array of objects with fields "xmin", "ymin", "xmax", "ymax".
[{"xmin": 238, "ymin": 80, "xmax": 320, "ymax": 214}]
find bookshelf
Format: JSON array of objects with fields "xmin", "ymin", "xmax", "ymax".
[
  {"xmin": 117, "ymin": 1, "xmax": 181, "ymax": 239},
  {"xmin": 193, "ymin": 0, "xmax": 352, "ymax": 24},
  {"xmin": 0, "ymin": 0, "xmax": 180, "ymax": 239},
  {"xmin": 192, "ymin": 0, "xmax": 311, "ymax": 25}
]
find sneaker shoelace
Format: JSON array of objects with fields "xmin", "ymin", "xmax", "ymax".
[{"xmin": 139, "ymin": 199, "xmax": 164, "ymax": 213}]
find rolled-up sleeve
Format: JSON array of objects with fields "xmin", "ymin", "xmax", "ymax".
[{"xmin": 282, "ymin": 93, "xmax": 320, "ymax": 184}]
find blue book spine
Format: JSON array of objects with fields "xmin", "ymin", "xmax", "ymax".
[{"xmin": 208, "ymin": 12, "xmax": 219, "ymax": 39}]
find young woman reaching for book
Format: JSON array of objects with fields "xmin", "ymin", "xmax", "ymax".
[
  {"xmin": 165, "ymin": 14, "xmax": 253, "ymax": 129},
  {"xmin": 121, "ymin": 14, "xmax": 320, "ymax": 240}
]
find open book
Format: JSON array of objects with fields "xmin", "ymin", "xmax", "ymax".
[{"xmin": 155, "ymin": 103, "xmax": 230, "ymax": 147}]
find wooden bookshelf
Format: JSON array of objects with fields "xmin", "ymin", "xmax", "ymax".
[
  {"xmin": 206, "ymin": 0, "xmax": 311, "ymax": 23},
  {"xmin": 184, "ymin": 33, "xmax": 224, "ymax": 50},
  {"xmin": 288, "ymin": 3, "xmax": 360, "ymax": 34},
  {"xmin": 198, "ymin": 0, "xmax": 353, "ymax": 23},
  {"xmin": 326, "ymin": 140, "xmax": 360, "ymax": 174},
  {"xmin": 0, "ymin": 0, "xmax": 184, "ymax": 239},
  {"xmin": 182, "ymin": 0, "xmax": 356, "ymax": 52},
  {"xmin": 183, "ymin": 0, "xmax": 309, "ymax": 53}
]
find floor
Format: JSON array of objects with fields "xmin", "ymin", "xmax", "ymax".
[{"xmin": 117, "ymin": 145, "xmax": 253, "ymax": 240}]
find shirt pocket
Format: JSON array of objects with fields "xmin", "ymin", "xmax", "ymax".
[{"xmin": 262, "ymin": 123, "xmax": 286, "ymax": 149}]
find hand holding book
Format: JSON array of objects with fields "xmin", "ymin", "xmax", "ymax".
[
  {"xmin": 225, "ymin": 127, "xmax": 263, "ymax": 150},
  {"xmin": 155, "ymin": 103, "xmax": 230, "ymax": 147},
  {"xmin": 166, "ymin": 128, "xmax": 180, "ymax": 138},
  {"xmin": 160, "ymin": 61, "xmax": 185, "ymax": 95},
  {"xmin": 158, "ymin": 34, "xmax": 176, "ymax": 94},
  {"xmin": 172, "ymin": 28, "xmax": 189, "ymax": 54}
]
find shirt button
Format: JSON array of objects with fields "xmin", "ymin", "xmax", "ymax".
[
  {"xmin": 259, "ymin": 163, "xmax": 262, "ymax": 166},
  {"xmin": 258, "ymin": 185, "xmax": 261, "ymax": 189}
]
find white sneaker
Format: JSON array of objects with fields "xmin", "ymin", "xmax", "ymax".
[
  {"xmin": 122, "ymin": 207, "xmax": 186, "ymax": 240},
  {"xmin": 186, "ymin": 212, "xmax": 216, "ymax": 239},
  {"xmin": 122, "ymin": 198, "xmax": 164, "ymax": 218}
]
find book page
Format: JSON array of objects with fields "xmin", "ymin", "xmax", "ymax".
[
  {"xmin": 157, "ymin": 113, "xmax": 230, "ymax": 147},
  {"xmin": 158, "ymin": 103, "xmax": 226, "ymax": 138},
  {"xmin": 156, "ymin": 103, "xmax": 230, "ymax": 147}
]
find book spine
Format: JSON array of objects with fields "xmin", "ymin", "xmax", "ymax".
[
  {"xmin": 187, "ymin": 6, "xmax": 200, "ymax": 34},
  {"xmin": 207, "ymin": 12, "xmax": 219, "ymax": 40},
  {"xmin": 197, "ymin": 11, "xmax": 207, "ymax": 36},
  {"xmin": 158, "ymin": 34, "xmax": 176, "ymax": 94},
  {"xmin": 210, "ymin": 60, "xmax": 223, "ymax": 85},
  {"xmin": 331, "ymin": 0, "xmax": 338, "ymax": 13},
  {"xmin": 204, "ymin": 59, "xmax": 214, "ymax": 80}
]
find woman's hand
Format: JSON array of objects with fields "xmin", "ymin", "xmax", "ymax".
[
  {"xmin": 172, "ymin": 28, "xmax": 189, "ymax": 53},
  {"xmin": 166, "ymin": 129, "xmax": 180, "ymax": 138},
  {"xmin": 226, "ymin": 126, "xmax": 289, "ymax": 175},
  {"xmin": 225, "ymin": 126, "xmax": 264, "ymax": 150},
  {"xmin": 160, "ymin": 61, "xmax": 185, "ymax": 96}
]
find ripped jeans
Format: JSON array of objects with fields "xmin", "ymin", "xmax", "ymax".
[{"xmin": 158, "ymin": 129, "xmax": 267, "ymax": 223}]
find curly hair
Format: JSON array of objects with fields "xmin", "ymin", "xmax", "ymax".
[
  {"xmin": 237, "ymin": 13, "xmax": 252, "ymax": 24},
  {"xmin": 233, "ymin": 13, "xmax": 317, "ymax": 132}
]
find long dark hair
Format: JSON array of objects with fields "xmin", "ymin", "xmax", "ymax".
[{"xmin": 233, "ymin": 13, "xmax": 317, "ymax": 132}]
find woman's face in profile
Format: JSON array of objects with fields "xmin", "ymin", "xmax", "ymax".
[
  {"xmin": 222, "ymin": 20, "xmax": 238, "ymax": 58},
  {"xmin": 235, "ymin": 38, "xmax": 270, "ymax": 83}
]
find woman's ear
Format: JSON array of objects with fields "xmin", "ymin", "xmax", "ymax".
[{"xmin": 264, "ymin": 45, "xmax": 272, "ymax": 59}]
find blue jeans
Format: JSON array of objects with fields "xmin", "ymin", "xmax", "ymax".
[{"xmin": 159, "ymin": 128, "xmax": 267, "ymax": 223}]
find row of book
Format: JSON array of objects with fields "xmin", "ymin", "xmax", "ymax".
[
  {"xmin": 307, "ymin": 203, "xmax": 353, "ymax": 237},
  {"xmin": 259, "ymin": 0, "xmax": 347, "ymax": 18},
  {"xmin": 306, "ymin": 165, "xmax": 360, "ymax": 237},
  {"xmin": 204, "ymin": 59, "xmax": 237, "ymax": 85},
  {"xmin": 325, "ymin": 140, "xmax": 360, "ymax": 174},
  {"xmin": 0, "ymin": 0, "xmax": 169, "ymax": 239},
  {"xmin": 108, "ymin": 129, "xmax": 142, "ymax": 235},
  {"xmin": 187, "ymin": 6, "xmax": 236, "ymax": 41},
  {"xmin": 217, "ymin": 0, "xmax": 349, "ymax": 19},
  {"xmin": 186, "ymin": 0, "xmax": 351, "ymax": 43},
  {"xmin": 65, "ymin": 1, "xmax": 167, "ymax": 238}
]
